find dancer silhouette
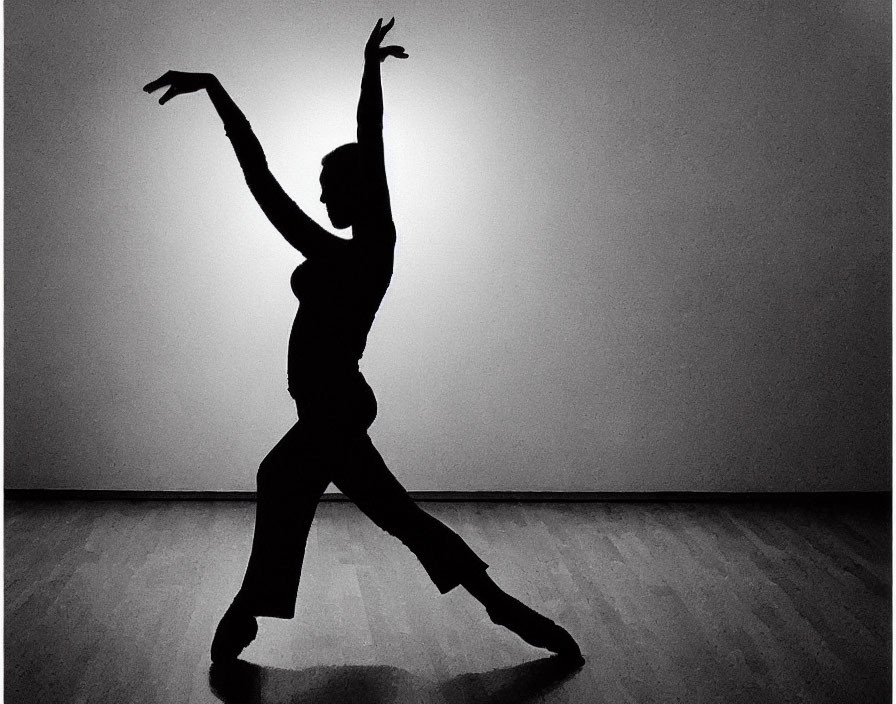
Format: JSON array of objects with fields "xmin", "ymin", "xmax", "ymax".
[{"xmin": 144, "ymin": 18, "xmax": 582, "ymax": 666}]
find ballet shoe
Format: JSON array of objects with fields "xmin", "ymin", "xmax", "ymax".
[
  {"xmin": 210, "ymin": 605, "xmax": 258, "ymax": 663},
  {"xmin": 486, "ymin": 597, "xmax": 584, "ymax": 665}
]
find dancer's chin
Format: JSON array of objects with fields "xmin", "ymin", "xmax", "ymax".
[{"xmin": 327, "ymin": 210, "xmax": 354, "ymax": 230}]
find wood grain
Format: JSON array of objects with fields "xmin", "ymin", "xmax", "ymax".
[{"xmin": 5, "ymin": 498, "xmax": 890, "ymax": 703}]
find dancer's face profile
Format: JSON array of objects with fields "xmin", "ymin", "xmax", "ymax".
[{"xmin": 320, "ymin": 164, "xmax": 359, "ymax": 230}]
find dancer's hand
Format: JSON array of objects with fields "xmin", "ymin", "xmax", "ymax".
[
  {"xmin": 143, "ymin": 70, "xmax": 213, "ymax": 105},
  {"xmin": 364, "ymin": 18, "xmax": 408, "ymax": 63}
]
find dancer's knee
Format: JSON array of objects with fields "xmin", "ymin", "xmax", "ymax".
[
  {"xmin": 257, "ymin": 450, "xmax": 290, "ymax": 490},
  {"xmin": 256, "ymin": 458, "xmax": 275, "ymax": 490},
  {"xmin": 375, "ymin": 501, "xmax": 444, "ymax": 541}
]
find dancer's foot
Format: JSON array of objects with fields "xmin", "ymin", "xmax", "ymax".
[
  {"xmin": 486, "ymin": 595, "xmax": 584, "ymax": 665},
  {"xmin": 210, "ymin": 604, "xmax": 258, "ymax": 663}
]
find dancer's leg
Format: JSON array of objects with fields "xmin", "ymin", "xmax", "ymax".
[
  {"xmin": 461, "ymin": 570, "xmax": 583, "ymax": 663},
  {"xmin": 330, "ymin": 433, "xmax": 488, "ymax": 594},
  {"xmin": 235, "ymin": 420, "xmax": 332, "ymax": 617},
  {"xmin": 331, "ymin": 434, "xmax": 582, "ymax": 661},
  {"xmin": 212, "ymin": 420, "xmax": 331, "ymax": 662}
]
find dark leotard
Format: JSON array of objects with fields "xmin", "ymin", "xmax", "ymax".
[{"xmin": 287, "ymin": 224, "xmax": 395, "ymax": 428}]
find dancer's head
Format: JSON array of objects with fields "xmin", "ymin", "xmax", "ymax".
[{"xmin": 320, "ymin": 143, "xmax": 361, "ymax": 229}]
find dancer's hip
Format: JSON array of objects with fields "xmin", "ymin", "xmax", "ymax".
[{"xmin": 289, "ymin": 367, "xmax": 377, "ymax": 432}]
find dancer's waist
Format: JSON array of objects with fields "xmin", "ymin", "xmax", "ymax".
[
  {"xmin": 287, "ymin": 361, "xmax": 366, "ymax": 399},
  {"xmin": 288, "ymin": 366, "xmax": 377, "ymax": 431}
]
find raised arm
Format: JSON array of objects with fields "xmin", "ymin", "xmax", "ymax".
[
  {"xmin": 356, "ymin": 19, "xmax": 408, "ymax": 229},
  {"xmin": 143, "ymin": 71, "xmax": 338, "ymax": 259}
]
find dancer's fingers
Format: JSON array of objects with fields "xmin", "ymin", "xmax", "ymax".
[
  {"xmin": 380, "ymin": 17, "xmax": 395, "ymax": 39},
  {"xmin": 368, "ymin": 17, "xmax": 383, "ymax": 44},
  {"xmin": 158, "ymin": 86, "xmax": 179, "ymax": 105},
  {"xmin": 143, "ymin": 74, "xmax": 170, "ymax": 93}
]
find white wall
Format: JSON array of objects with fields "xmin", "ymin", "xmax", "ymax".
[{"xmin": 6, "ymin": 0, "xmax": 890, "ymax": 491}]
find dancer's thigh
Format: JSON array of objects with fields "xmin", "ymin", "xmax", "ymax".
[
  {"xmin": 257, "ymin": 419, "xmax": 333, "ymax": 492},
  {"xmin": 329, "ymin": 435, "xmax": 424, "ymax": 529}
]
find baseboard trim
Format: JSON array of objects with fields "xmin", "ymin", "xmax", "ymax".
[{"xmin": 3, "ymin": 489, "xmax": 890, "ymax": 503}]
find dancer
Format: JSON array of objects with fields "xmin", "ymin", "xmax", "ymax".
[{"xmin": 144, "ymin": 18, "xmax": 582, "ymax": 666}]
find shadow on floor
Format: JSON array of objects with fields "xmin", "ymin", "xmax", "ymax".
[{"xmin": 209, "ymin": 655, "xmax": 584, "ymax": 704}]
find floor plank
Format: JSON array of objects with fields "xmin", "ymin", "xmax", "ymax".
[{"xmin": 4, "ymin": 498, "xmax": 890, "ymax": 703}]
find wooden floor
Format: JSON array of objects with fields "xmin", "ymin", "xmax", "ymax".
[{"xmin": 5, "ymin": 498, "xmax": 890, "ymax": 704}]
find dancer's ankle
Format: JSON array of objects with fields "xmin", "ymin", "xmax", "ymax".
[
  {"xmin": 228, "ymin": 594, "xmax": 254, "ymax": 617},
  {"xmin": 462, "ymin": 571, "xmax": 510, "ymax": 607}
]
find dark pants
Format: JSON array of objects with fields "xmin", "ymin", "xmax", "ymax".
[{"xmin": 234, "ymin": 385, "xmax": 488, "ymax": 618}]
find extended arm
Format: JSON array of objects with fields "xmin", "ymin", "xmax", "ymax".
[
  {"xmin": 143, "ymin": 71, "xmax": 337, "ymax": 258},
  {"xmin": 356, "ymin": 19, "xmax": 408, "ymax": 229}
]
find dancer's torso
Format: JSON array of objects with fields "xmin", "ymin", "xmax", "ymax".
[{"xmin": 287, "ymin": 222, "xmax": 395, "ymax": 424}]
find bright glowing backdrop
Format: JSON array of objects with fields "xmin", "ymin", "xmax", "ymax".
[{"xmin": 6, "ymin": 0, "xmax": 890, "ymax": 491}]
